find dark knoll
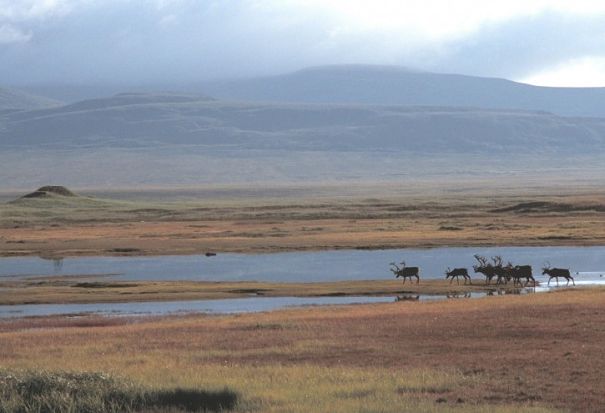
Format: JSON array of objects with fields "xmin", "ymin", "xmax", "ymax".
[{"xmin": 19, "ymin": 186, "xmax": 77, "ymax": 199}]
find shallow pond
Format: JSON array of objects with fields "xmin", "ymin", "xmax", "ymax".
[{"xmin": 0, "ymin": 289, "xmax": 545, "ymax": 318}]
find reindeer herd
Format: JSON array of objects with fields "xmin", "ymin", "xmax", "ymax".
[{"xmin": 389, "ymin": 255, "xmax": 576, "ymax": 287}]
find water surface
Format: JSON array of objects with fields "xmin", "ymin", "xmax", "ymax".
[
  {"xmin": 1, "ymin": 247, "xmax": 602, "ymax": 318},
  {"xmin": 1, "ymin": 246, "xmax": 604, "ymax": 285}
]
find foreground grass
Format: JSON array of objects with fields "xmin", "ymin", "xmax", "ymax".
[
  {"xmin": 3, "ymin": 290, "xmax": 601, "ymax": 412},
  {"xmin": 0, "ymin": 367, "xmax": 557, "ymax": 413},
  {"xmin": 0, "ymin": 370, "xmax": 237, "ymax": 413}
]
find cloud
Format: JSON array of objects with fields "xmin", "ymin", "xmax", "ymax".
[
  {"xmin": 0, "ymin": 0, "xmax": 77, "ymax": 21},
  {"xmin": 522, "ymin": 56, "xmax": 605, "ymax": 87},
  {"xmin": 0, "ymin": 25, "xmax": 32, "ymax": 44},
  {"xmin": 432, "ymin": 12, "xmax": 605, "ymax": 80},
  {"xmin": 1, "ymin": 0, "xmax": 605, "ymax": 86}
]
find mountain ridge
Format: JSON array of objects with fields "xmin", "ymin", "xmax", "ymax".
[
  {"xmin": 0, "ymin": 87, "xmax": 62, "ymax": 112},
  {"xmin": 198, "ymin": 64, "xmax": 605, "ymax": 118},
  {"xmin": 2, "ymin": 92, "xmax": 604, "ymax": 155}
]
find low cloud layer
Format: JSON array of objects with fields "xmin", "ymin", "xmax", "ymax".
[{"xmin": 2, "ymin": 0, "xmax": 605, "ymax": 86}]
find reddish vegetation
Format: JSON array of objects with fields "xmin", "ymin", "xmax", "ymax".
[
  {"xmin": 2, "ymin": 191, "xmax": 605, "ymax": 257},
  {"xmin": 0, "ymin": 289, "xmax": 603, "ymax": 411}
]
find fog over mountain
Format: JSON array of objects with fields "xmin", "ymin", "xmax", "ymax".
[
  {"xmin": 2, "ymin": 63, "xmax": 605, "ymax": 190},
  {"xmin": 1, "ymin": 84, "xmax": 604, "ymax": 190},
  {"xmin": 199, "ymin": 65, "xmax": 605, "ymax": 118},
  {"xmin": 2, "ymin": 89, "xmax": 605, "ymax": 154},
  {"xmin": 0, "ymin": 87, "xmax": 61, "ymax": 112}
]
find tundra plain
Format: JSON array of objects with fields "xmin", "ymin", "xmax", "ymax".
[
  {"xmin": 1, "ymin": 184, "xmax": 605, "ymax": 412},
  {"xmin": 1, "ymin": 184, "xmax": 604, "ymax": 258},
  {"xmin": 1, "ymin": 288, "xmax": 603, "ymax": 412}
]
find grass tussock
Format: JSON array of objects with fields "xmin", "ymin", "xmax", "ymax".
[{"xmin": 0, "ymin": 370, "xmax": 237, "ymax": 413}]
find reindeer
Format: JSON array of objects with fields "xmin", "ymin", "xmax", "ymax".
[
  {"xmin": 542, "ymin": 262, "xmax": 575, "ymax": 286},
  {"xmin": 491, "ymin": 256, "xmax": 511, "ymax": 285},
  {"xmin": 389, "ymin": 261, "xmax": 420, "ymax": 285},
  {"xmin": 510, "ymin": 264, "xmax": 536, "ymax": 287},
  {"xmin": 445, "ymin": 267, "xmax": 471, "ymax": 285},
  {"xmin": 473, "ymin": 254, "xmax": 496, "ymax": 284}
]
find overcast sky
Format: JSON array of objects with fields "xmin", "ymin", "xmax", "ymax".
[{"xmin": 2, "ymin": 0, "xmax": 605, "ymax": 87}]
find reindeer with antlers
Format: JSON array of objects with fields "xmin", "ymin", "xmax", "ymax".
[
  {"xmin": 473, "ymin": 254, "xmax": 496, "ymax": 285},
  {"xmin": 389, "ymin": 261, "xmax": 420, "ymax": 285},
  {"xmin": 542, "ymin": 262, "xmax": 575, "ymax": 286},
  {"xmin": 491, "ymin": 256, "xmax": 512, "ymax": 285}
]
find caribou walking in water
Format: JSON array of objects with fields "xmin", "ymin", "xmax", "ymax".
[
  {"xmin": 445, "ymin": 267, "xmax": 471, "ymax": 285},
  {"xmin": 491, "ymin": 256, "xmax": 511, "ymax": 285},
  {"xmin": 389, "ymin": 261, "xmax": 420, "ymax": 285},
  {"xmin": 510, "ymin": 264, "xmax": 536, "ymax": 287},
  {"xmin": 542, "ymin": 263, "xmax": 575, "ymax": 286},
  {"xmin": 473, "ymin": 255, "xmax": 496, "ymax": 285}
]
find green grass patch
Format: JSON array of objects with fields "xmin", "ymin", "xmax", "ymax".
[{"xmin": 0, "ymin": 370, "xmax": 237, "ymax": 413}]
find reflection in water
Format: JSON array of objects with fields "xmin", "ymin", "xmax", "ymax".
[
  {"xmin": 53, "ymin": 258, "xmax": 64, "ymax": 272},
  {"xmin": 485, "ymin": 288, "xmax": 535, "ymax": 296},
  {"xmin": 39, "ymin": 256, "xmax": 64, "ymax": 272},
  {"xmin": 395, "ymin": 295, "xmax": 420, "ymax": 302},
  {"xmin": 446, "ymin": 292, "xmax": 471, "ymax": 299}
]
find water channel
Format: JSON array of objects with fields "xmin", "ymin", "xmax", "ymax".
[{"xmin": 1, "ymin": 246, "xmax": 603, "ymax": 318}]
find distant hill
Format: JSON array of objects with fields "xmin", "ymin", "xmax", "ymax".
[
  {"xmin": 199, "ymin": 65, "xmax": 605, "ymax": 118},
  {"xmin": 0, "ymin": 87, "xmax": 61, "ymax": 112},
  {"xmin": 2, "ymin": 92, "xmax": 604, "ymax": 155}
]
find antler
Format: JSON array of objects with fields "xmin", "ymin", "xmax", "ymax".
[
  {"xmin": 542, "ymin": 261, "xmax": 551, "ymax": 270},
  {"xmin": 492, "ymin": 256, "xmax": 503, "ymax": 267},
  {"xmin": 400, "ymin": 261, "xmax": 406, "ymax": 268},
  {"xmin": 474, "ymin": 254, "xmax": 488, "ymax": 266}
]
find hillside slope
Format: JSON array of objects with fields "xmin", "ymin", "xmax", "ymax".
[
  {"xmin": 2, "ymin": 92, "xmax": 604, "ymax": 154},
  {"xmin": 199, "ymin": 65, "xmax": 605, "ymax": 118},
  {"xmin": 0, "ymin": 87, "xmax": 61, "ymax": 112}
]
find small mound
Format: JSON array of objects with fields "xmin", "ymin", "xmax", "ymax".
[{"xmin": 20, "ymin": 186, "xmax": 77, "ymax": 199}]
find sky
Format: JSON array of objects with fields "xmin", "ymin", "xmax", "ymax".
[{"xmin": 2, "ymin": 0, "xmax": 605, "ymax": 87}]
